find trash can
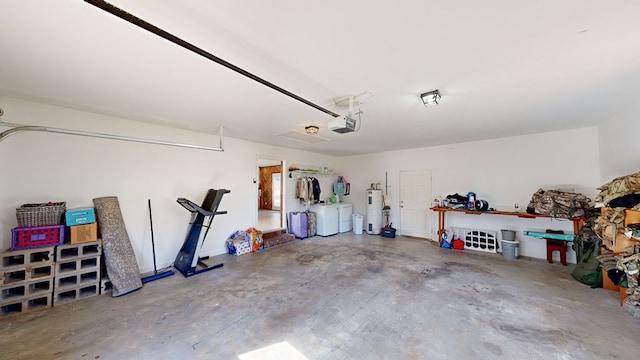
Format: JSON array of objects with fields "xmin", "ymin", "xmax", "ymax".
[
  {"xmin": 352, "ymin": 214, "xmax": 363, "ymax": 234},
  {"xmin": 501, "ymin": 240, "xmax": 519, "ymax": 259},
  {"xmin": 501, "ymin": 229, "xmax": 518, "ymax": 259}
]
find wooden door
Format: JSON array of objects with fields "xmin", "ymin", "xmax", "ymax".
[{"xmin": 259, "ymin": 165, "xmax": 282, "ymax": 210}]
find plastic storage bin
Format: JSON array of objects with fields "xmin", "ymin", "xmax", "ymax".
[
  {"xmin": 352, "ymin": 214, "xmax": 363, "ymax": 234},
  {"xmin": 11, "ymin": 225, "xmax": 65, "ymax": 250}
]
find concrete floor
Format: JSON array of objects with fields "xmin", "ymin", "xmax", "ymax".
[{"xmin": 1, "ymin": 233, "xmax": 639, "ymax": 359}]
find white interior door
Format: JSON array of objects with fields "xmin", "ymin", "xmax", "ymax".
[{"xmin": 400, "ymin": 170, "xmax": 432, "ymax": 239}]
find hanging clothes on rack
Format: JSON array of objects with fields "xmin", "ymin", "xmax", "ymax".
[
  {"xmin": 295, "ymin": 176, "xmax": 308, "ymax": 201},
  {"xmin": 292, "ymin": 172, "xmax": 322, "ymax": 204},
  {"xmin": 307, "ymin": 177, "xmax": 315, "ymax": 204},
  {"xmin": 311, "ymin": 177, "xmax": 321, "ymax": 203}
]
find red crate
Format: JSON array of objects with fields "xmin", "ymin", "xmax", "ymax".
[{"xmin": 11, "ymin": 225, "xmax": 65, "ymax": 250}]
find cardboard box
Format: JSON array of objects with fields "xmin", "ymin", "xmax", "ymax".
[
  {"xmin": 69, "ymin": 222, "xmax": 98, "ymax": 244},
  {"xmin": 65, "ymin": 208, "xmax": 96, "ymax": 226}
]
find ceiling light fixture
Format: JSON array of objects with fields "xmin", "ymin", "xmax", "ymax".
[
  {"xmin": 305, "ymin": 125, "xmax": 319, "ymax": 135},
  {"xmin": 420, "ymin": 90, "xmax": 441, "ymax": 107}
]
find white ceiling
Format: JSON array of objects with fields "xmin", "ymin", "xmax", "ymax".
[{"xmin": 1, "ymin": 1, "xmax": 639, "ymax": 156}]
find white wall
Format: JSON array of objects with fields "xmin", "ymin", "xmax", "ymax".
[
  {"xmin": 598, "ymin": 102, "xmax": 640, "ymax": 183},
  {"xmin": 0, "ymin": 96, "xmax": 611, "ymax": 266},
  {"xmin": 337, "ymin": 127, "xmax": 601, "ymax": 263},
  {"xmin": 0, "ymin": 97, "xmax": 337, "ymax": 273}
]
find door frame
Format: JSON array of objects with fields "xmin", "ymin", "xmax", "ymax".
[{"xmin": 257, "ymin": 156, "xmax": 285, "ymax": 230}]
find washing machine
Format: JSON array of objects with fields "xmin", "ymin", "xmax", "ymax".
[
  {"xmin": 310, "ymin": 203, "xmax": 339, "ymax": 236},
  {"xmin": 338, "ymin": 203, "xmax": 353, "ymax": 233}
]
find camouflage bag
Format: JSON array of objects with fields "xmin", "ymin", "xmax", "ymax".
[{"xmin": 526, "ymin": 188, "xmax": 590, "ymax": 218}]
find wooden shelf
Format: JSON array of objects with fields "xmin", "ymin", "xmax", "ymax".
[{"xmin": 430, "ymin": 207, "xmax": 546, "ymax": 218}]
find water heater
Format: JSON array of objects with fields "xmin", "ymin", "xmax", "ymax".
[{"xmin": 366, "ymin": 189, "xmax": 383, "ymax": 234}]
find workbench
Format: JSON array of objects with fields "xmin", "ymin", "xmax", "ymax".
[{"xmin": 430, "ymin": 207, "xmax": 586, "ymax": 246}]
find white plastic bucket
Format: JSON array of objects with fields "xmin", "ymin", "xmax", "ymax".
[
  {"xmin": 502, "ymin": 240, "xmax": 519, "ymax": 259},
  {"xmin": 352, "ymin": 214, "xmax": 363, "ymax": 234}
]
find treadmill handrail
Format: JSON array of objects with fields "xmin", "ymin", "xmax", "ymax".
[{"xmin": 177, "ymin": 198, "xmax": 214, "ymax": 216}]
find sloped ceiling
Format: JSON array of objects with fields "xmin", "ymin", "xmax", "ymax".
[{"xmin": 1, "ymin": 1, "xmax": 639, "ymax": 156}]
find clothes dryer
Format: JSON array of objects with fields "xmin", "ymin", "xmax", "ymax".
[{"xmin": 338, "ymin": 203, "xmax": 353, "ymax": 233}]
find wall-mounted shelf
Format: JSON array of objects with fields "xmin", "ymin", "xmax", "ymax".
[{"xmin": 288, "ymin": 167, "xmax": 337, "ymax": 179}]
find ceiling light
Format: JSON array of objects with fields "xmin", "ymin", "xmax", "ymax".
[
  {"xmin": 305, "ymin": 125, "xmax": 319, "ymax": 135},
  {"xmin": 420, "ymin": 90, "xmax": 441, "ymax": 107}
]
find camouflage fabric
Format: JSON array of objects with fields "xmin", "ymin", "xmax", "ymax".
[
  {"xmin": 596, "ymin": 171, "xmax": 640, "ymax": 204},
  {"xmin": 593, "ymin": 207, "xmax": 626, "ymax": 248},
  {"xmin": 621, "ymin": 253, "xmax": 640, "ymax": 310},
  {"xmin": 526, "ymin": 188, "xmax": 590, "ymax": 219},
  {"xmin": 596, "ymin": 253, "xmax": 618, "ymax": 271},
  {"xmin": 306, "ymin": 210, "xmax": 317, "ymax": 237},
  {"xmin": 618, "ymin": 254, "xmax": 640, "ymax": 303},
  {"xmin": 626, "ymin": 288, "xmax": 640, "ymax": 306}
]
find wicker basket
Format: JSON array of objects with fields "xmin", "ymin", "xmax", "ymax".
[{"xmin": 16, "ymin": 202, "xmax": 66, "ymax": 227}]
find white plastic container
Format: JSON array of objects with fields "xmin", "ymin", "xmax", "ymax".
[{"xmin": 352, "ymin": 214, "xmax": 364, "ymax": 234}]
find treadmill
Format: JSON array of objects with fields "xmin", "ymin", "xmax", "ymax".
[{"xmin": 174, "ymin": 188, "xmax": 230, "ymax": 277}]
